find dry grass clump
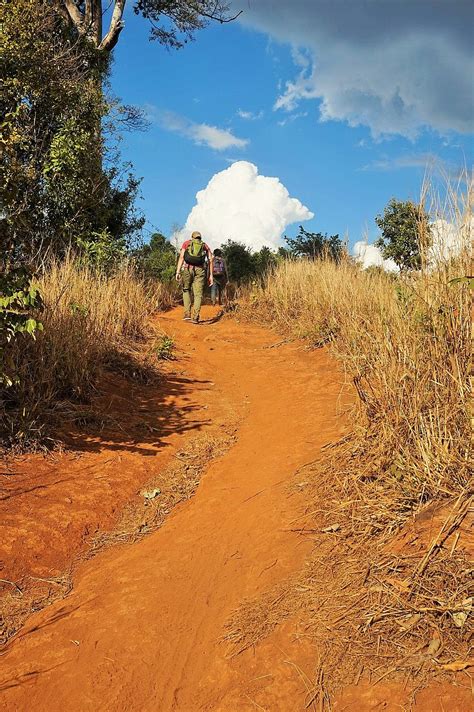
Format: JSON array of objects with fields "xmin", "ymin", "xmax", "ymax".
[
  {"xmin": 0, "ymin": 572, "xmax": 73, "ymax": 647},
  {"xmin": 1, "ymin": 255, "xmax": 165, "ymax": 446},
  {"xmin": 299, "ymin": 486, "xmax": 473, "ymax": 688}
]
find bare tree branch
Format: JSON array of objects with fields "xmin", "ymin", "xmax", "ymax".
[
  {"xmin": 98, "ymin": 0, "xmax": 127, "ymax": 51},
  {"xmin": 84, "ymin": 0, "xmax": 92, "ymax": 30},
  {"xmin": 62, "ymin": 0, "xmax": 84, "ymax": 30},
  {"xmin": 196, "ymin": 8, "xmax": 242, "ymax": 24},
  {"xmin": 91, "ymin": 0, "xmax": 103, "ymax": 45}
]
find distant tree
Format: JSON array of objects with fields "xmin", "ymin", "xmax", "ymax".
[
  {"xmin": 277, "ymin": 245, "xmax": 291, "ymax": 260},
  {"xmin": 252, "ymin": 246, "xmax": 278, "ymax": 276},
  {"xmin": 134, "ymin": 232, "xmax": 177, "ymax": 281},
  {"xmin": 220, "ymin": 240, "xmax": 256, "ymax": 284},
  {"xmin": 284, "ymin": 226, "xmax": 343, "ymax": 261},
  {"xmin": 375, "ymin": 198, "xmax": 431, "ymax": 271}
]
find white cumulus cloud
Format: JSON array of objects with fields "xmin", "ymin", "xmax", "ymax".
[
  {"xmin": 176, "ymin": 161, "xmax": 314, "ymax": 250},
  {"xmin": 428, "ymin": 217, "xmax": 472, "ymax": 266},
  {"xmin": 353, "ymin": 242, "xmax": 398, "ymax": 272}
]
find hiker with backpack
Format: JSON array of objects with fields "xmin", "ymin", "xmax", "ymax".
[
  {"xmin": 210, "ymin": 248, "xmax": 228, "ymax": 306},
  {"xmin": 175, "ymin": 231, "xmax": 213, "ymax": 323}
]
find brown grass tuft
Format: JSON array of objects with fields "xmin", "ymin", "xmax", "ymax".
[{"xmin": 0, "ymin": 256, "xmax": 171, "ymax": 447}]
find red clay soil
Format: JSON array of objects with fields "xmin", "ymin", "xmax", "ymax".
[{"xmin": 0, "ymin": 307, "xmax": 470, "ymax": 711}]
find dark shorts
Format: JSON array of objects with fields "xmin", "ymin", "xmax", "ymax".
[{"xmin": 212, "ymin": 274, "xmax": 226, "ymax": 288}]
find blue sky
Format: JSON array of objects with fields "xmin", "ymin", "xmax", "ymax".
[{"xmin": 109, "ymin": 1, "xmax": 473, "ymax": 250}]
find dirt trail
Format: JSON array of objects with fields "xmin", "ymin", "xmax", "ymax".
[{"xmin": 1, "ymin": 306, "xmax": 346, "ymax": 711}]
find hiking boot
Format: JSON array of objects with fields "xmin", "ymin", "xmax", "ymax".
[
  {"xmin": 191, "ymin": 317, "xmax": 200, "ymax": 324},
  {"xmin": 183, "ymin": 315, "xmax": 192, "ymax": 321}
]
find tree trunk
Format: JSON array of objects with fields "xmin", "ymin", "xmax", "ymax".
[{"xmin": 60, "ymin": 0, "xmax": 126, "ymax": 51}]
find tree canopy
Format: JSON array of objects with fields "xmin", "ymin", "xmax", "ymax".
[
  {"xmin": 0, "ymin": 0, "xmax": 147, "ymax": 266},
  {"xmin": 220, "ymin": 240, "xmax": 256, "ymax": 284},
  {"xmin": 284, "ymin": 226, "xmax": 343, "ymax": 261},
  {"xmin": 375, "ymin": 198, "xmax": 431, "ymax": 270},
  {"xmin": 133, "ymin": 232, "xmax": 177, "ymax": 281}
]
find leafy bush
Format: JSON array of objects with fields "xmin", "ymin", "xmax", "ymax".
[
  {"xmin": 0, "ymin": 267, "xmax": 43, "ymax": 386},
  {"xmin": 154, "ymin": 335, "xmax": 175, "ymax": 360},
  {"xmin": 133, "ymin": 233, "xmax": 178, "ymax": 282},
  {"xmin": 77, "ymin": 229, "xmax": 128, "ymax": 273}
]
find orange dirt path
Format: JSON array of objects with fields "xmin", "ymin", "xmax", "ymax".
[{"xmin": 1, "ymin": 306, "xmax": 345, "ymax": 711}]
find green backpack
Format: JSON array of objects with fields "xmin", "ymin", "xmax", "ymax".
[{"xmin": 184, "ymin": 238, "xmax": 205, "ymax": 266}]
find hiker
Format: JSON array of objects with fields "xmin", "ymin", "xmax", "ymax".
[
  {"xmin": 175, "ymin": 231, "xmax": 213, "ymax": 323},
  {"xmin": 210, "ymin": 248, "xmax": 228, "ymax": 306}
]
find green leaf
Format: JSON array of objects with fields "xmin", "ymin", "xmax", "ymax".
[
  {"xmin": 24, "ymin": 318, "xmax": 38, "ymax": 334},
  {"xmin": 449, "ymin": 276, "xmax": 474, "ymax": 289}
]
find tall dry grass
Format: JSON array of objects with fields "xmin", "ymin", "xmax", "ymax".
[
  {"xmin": 1, "ymin": 256, "xmax": 166, "ymax": 445},
  {"xmin": 240, "ymin": 219, "xmax": 471, "ymax": 534},
  {"xmin": 230, "ymin": 185, "xmax": 472, "ymax": 697}
]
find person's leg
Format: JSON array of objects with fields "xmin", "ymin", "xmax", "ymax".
[
  {"xmin": 181, "ymin": 269, "xmax": 192, "ymax": 318},
  {"xmin": 192, "ymin": 267, "xmax": 205, "ymax": 321},
  {"xmin": 210, "ymin": 281, "xmax": 217, "ymax": 306},
  {"xmin": 217, "ymin": 277, "xmax": 226, "ymax": 305}
]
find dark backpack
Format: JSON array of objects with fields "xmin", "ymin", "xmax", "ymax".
[{"xmin": 184, "ymin": 238, "xmax": 205, "ymax": 266}]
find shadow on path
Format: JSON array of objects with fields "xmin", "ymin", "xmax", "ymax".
[{"xmin": 62, "ymin": 369, "xmax": 213, "ymax": 457}]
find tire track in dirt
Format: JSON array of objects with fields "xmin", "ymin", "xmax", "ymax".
[{"xmin": 0, "ymin": 307, "xmax": 346, "ymax": 711}]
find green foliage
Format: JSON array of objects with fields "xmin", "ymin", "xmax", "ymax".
[
  {"xmin": 133, "ymin": 233, "xmax": 178, "ymax": 282},
  {"xmin": 0, "ymin": 0, "xmax": 144, "ymax": 264},
  {"xmin": 449, "ymin": 276, "xmax": 474, "ymax": 289},
  {"xmin": 43, "ymin": 118, "xmax": 91, "ymax": 182},
  {"xmin": 375, "ymin": 198, "xmax": 431, "ymax": 271},
  {"xmin": 154, "ymin": 335, "xmax": 175, "ymax": 360},
  {"xmin": 99, "ymin": 167, "xmax": 146, "ymax": 247},
  {"xmin": 1, "ymin": 0, "xmax": 104, "ymax": 259},
  {"xmin": 133, "ymin": 0, "xmax": 233, "ymax": 49},
  {"xmin": 252, "ymin": 246, "xmax": 279, "ymax": 276},
  {"xmin": 77, "ymin": 229, "xmax": 127, "ymax": 273},
  {"xmin": 220, "ymin": 240, "xmax": 256, "ymax": 284},
  {"xmin": 284, "ymin": 226, "xmax": 343, "ymax": 261},
  {"xmin": 0, "ymin": 268, "xmax": 43, "ymax": 386},
  {"xmin": 219, "ymin": 241, "xmax": 284, "ymax": 285}
]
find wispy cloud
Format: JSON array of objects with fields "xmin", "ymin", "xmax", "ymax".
[
  {"xmin": 237, "ymin": 108, "xmax": 264, "ymax": 121},
  {"xmin": 277, "ymin": 111, "xmax": 308, "ymax": 127},
  {"xmin": 361, "ymin": 152, "xmax": 441, "ymax": 171},
  {"xmin": 149, "ymin": 108, "xmax": 249, "ymax": 151}
]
